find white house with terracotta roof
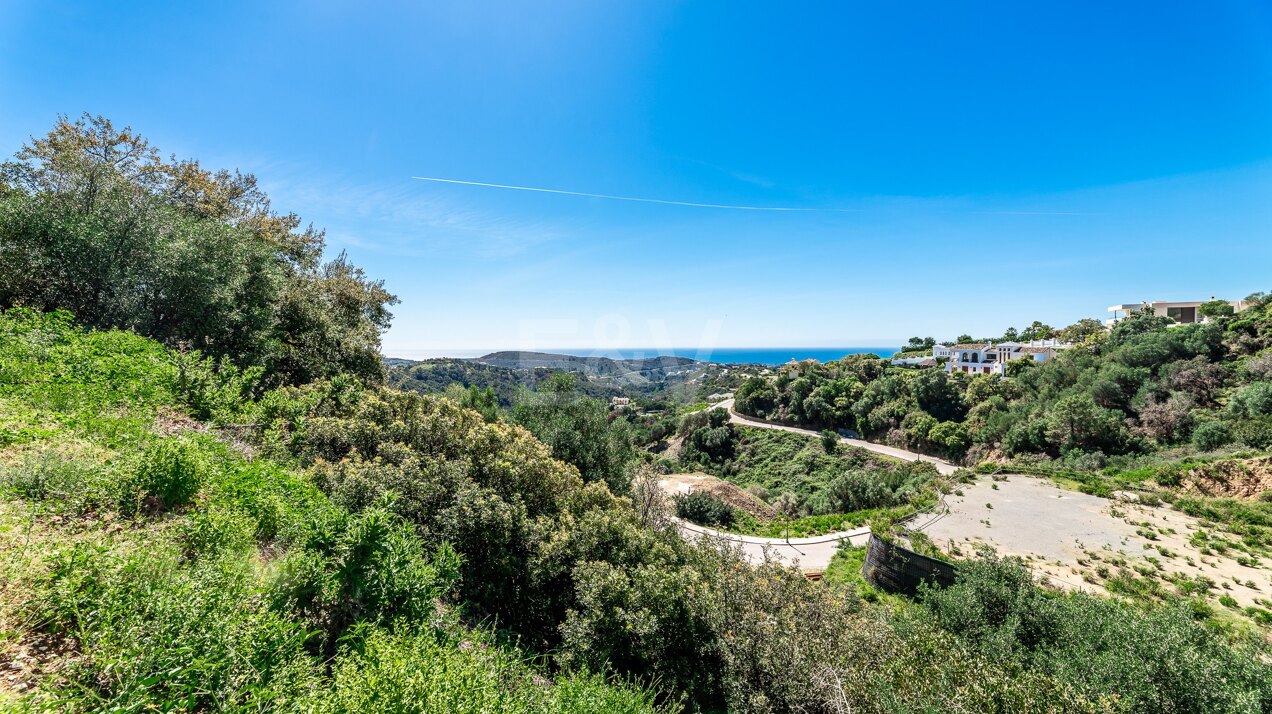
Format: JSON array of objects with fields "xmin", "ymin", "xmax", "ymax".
[
  {"xmin": 939, "ymin": 339, "xmax": 1068, "ymax": 376},
  {"xmin": 1106, "ymin": 298, "xmax": 1250, "ymax": 327}
]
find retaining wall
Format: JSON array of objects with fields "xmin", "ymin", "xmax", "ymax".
[{"xmin": 862, "ymin": 533, "xmax": 958, "ymax": 596}]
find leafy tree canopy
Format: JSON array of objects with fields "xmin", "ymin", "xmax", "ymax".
[{"xmin": 0, "ymin": 114, "xmax": 397, "ymax": 385}]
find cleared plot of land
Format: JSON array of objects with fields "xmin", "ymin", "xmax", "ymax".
[
  {"xmin": 658, "ymin": 472, "xmax": 776, "ymax": 520},
  {"xmin": 918, "ymin": 475, "xmax": 1272, "ymax": 609}
]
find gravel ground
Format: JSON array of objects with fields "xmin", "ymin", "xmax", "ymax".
[{"xmin": 916, "ymin": 475, "xmax": 1272, "ymax": 606}]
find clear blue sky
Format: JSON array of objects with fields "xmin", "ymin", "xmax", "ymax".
[{"xmin": 3, "ymin": 1, "xmax": 1271, "ymax": 356}]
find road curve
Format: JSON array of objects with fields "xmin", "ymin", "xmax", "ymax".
[
  {"xmin": 666, "ymin": 400, "xmax": 958, "ymax": 570},
  {"xmin": 713, "ymin": 399, "xmax": 959, "ymax": 476},
  {"xmin": 674, "ymin": 517, "xmax": 873, "ymax": 570}
]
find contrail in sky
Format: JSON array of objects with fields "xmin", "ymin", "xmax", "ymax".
[{"xmin": 411, "ymin": 176, "xmax": 857, "ymax": 212}]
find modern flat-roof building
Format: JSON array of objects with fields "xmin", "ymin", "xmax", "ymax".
[
  {"xmin": 938, "ymin": 339, "xmax": 1069, "ymax": 376},
  {"xmin": 1106, "ymin": 298, "xmax": 1250, "ymax": 327}
]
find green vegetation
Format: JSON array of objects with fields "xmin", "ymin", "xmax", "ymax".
[
  {"xmin": 918, "ymin": 553, "xmax": 1272, "ymax": 712},
  {"xmin": 388, "ymin": 357, "xmax": 620, "ymax": 406},
  {"xmin": 732, "ymin": 505, "xmax": 916, "ymax": 538},
  {"xmin": 673, "ymin": 490, "xmax": 736, "ymax": 528},
  {"xmin": 680, "ymin": 420, "xmax": 939, "ymax": 520},
  {"xmin": 823, "ymin": 544, "xmax": 898, "ymax": 604},
  {"xmin": 0, "ymin": 114, "xmax": 395, "ymax": 387},
  {"xmin": 4, "ymin": 115, "xmax": 1272, "ymax": 713},
  {"xmin": 733, "ymin": 303, "xmax": 1272, "ymax": 469}
]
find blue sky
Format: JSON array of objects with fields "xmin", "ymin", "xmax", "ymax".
[{"xmin": 3, "ymin": 1, "xmax": 1271, "ymax": 356}]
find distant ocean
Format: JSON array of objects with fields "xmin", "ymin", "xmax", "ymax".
[{"xmin": 549, "ymin": 347, "xmax": 898, "ymax": 366}]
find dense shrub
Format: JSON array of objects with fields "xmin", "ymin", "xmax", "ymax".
[
  {"xmin": 116, "ymin": 437, "xmax": 208, "ymax": 514},
  {"xmin": 678, "ymin": 407, "xmax": 737, "ymax": 470},
  {"xmin": 1193, "ymin": 420, "xmax": 1233, "ymax": 451},
  {"xmin": 1235, "ymin": 418, "xmax": 1272, "ymax": 449},
  {"xmin": 673, "ymin": 490, "xmax": 735, "ymax": 527},
  {"xmin": 920, "ymin": 554, "xmax": 1272, "ymax": 712},
  {"xmin": 512, "ymin": 372, "xmax": 635, "ymax": 493}
]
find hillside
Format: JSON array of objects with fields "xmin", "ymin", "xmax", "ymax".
[{"xmin": 5, "ymin": 116, "xmax": 1272, "ymax": 713}]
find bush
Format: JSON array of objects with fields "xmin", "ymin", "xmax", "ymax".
[
  {"xmin": 1192, "ymin": 421, "xmax": 1233, "ymax": 452},
  {"xmin": 1231, "ymin": 382, "xmax": 1272, "ymax": 419},
  {"xmin": 0, "ymin": 447, "xmax": 104, "ymax": 512},
  {"xmin": 673, "ymin": 490, "xmax": 735, "ymax": 528},
  {"xmin": 116, "ymin": 437, "xmax": 209, "ymax": 514},
  {"xmin": 920, "ymin": 554, "xmax": 1272, "ymax": 712},
  {"xmin": 316, "ymin": 628, "xmax": 661, "ymax": 714},
  {"xmin": 1235, "ymin": 418, "xmax": 1272, "ymax": 450},
  {"xmin": 820, "ymin": 429, "xmax": 839, "ymax": 453}
]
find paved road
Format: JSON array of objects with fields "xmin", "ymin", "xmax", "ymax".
[
  {"xmin": 675, "ymin": 518, "xmax": 872, "ymax": 570},
  {"xmin": 714, "ymin": 399, "xmax": 959, "ymax": 476},
  {"xmin": 667, "ymin": 402, "xmax": 957, "ymax": 570}
]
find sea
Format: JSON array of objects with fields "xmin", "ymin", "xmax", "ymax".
[{"xmin": 531, "ymin": 347, "xmax": 898, "ymax": 366}]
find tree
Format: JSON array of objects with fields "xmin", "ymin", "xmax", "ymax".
[
  {"xmin": 1019, "ymin": 321, "xmax": 1055, "ymax": 342},
  {"xmin": 929, "ymin": 421, "xmax": 970, "ymax": 460},
  {"xmin": 820, "ymin": 429, "xmax": 839, "ymax": 453},
  {"xmin": 0, "ymin": 114, "xmax": 397, "ymax": 385},
  {"xmin": 1192, "ymin": 421, "xmax": 1232, "ymax": 451},
  {"xmin": 902, "ymin": 411, "xmax": 938, "ymax": 452},
  {"xmin": 512, "ymin": 373, "xmax": 636, "ymax": 494},
  {"xmin": 445, "ymin": 383, "xmax": 500, "ymax": 422},
  {"xmin": 1056, "ymin": 318, "xmax": 1105, "ymax": 344},
  {"xmin": 734, "ymin": 377, "xmax": 778, "ymax": 418},
  {"xmin": 679, "ymin": 408, "xmax": 737, "ymax": 469},
  {"xmin": 911, "ymin": 369, "xmax": 968, "ymax": 422},
  {"xmin": 1198, "ymin": 299, "xmax": 1235, "ymax": 320},
  {"xmin": 1044, "ymin": 392, "xmax": 1126, "ymax": 452}
]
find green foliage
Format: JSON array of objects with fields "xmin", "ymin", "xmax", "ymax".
[
  {"xmin": 0, "ymin": 114, "xmax": 397, "ymax": 386},
  {"xmin": 512, "ymin": 373, "xmax": 636, "ymax": 493},
  {"xmin": 448, "ymin": 383, "xmax": 501, "ymax": 422},
  {"xmin": 920, "ymin": 554, "xmax": 1272, "ymax": 712},
  {"xmin": 1231, "ymin": 382, "xmax": 1272, "ymax": 419},
  {"xmin": 672, "ymin": 490, "xmax": 735, "ymax": 527},
  {"xmin": 820, "ymin": 428, "xmax": 839, "ymax": 453},
  {"xmin": 1193, "ymin": 420, "xmax": 1233, "ymax": 451},
  {"xmin": 315, "ymin": 628, "xmax": 664, "ymax": 714},
  {"xmin": 730, "ymin": 303, "xmax": 1272, "ymax": 469},
  {"xmin": 1199, "ymin": 300, "xmax": 1237, "ymax": 319},
  {"xmin": 733, "ymin": 504, "xmax": 917, "ymax": 538},
  {"xmin": 711, "ymin": 427, "xmax": 938, "ymax": 519},
  {"xmin": 389, "ymin": 357, "xmax": 620, "ymax": 407},
  {"xmin": 115, "ymin": 436, "xmax": 208, "ymax": 514},
  {"xmin": 678, "ymin": 407, "xmax": 737, "ymax": 469}
]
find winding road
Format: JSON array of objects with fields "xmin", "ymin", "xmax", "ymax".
[
  {"xmin": 714, "ymin": 399, "xmax": 958, "ymax": 477},
  {"xmin": 669, "ymin": 400, "xmax": 957, "ymax": 570}
]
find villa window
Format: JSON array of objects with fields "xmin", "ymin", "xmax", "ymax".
[{"xmin": 1166, "ymin": 306, "xmax": 1196, "ymax": 324}]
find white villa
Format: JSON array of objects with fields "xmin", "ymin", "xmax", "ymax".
[
  {"xmin": 938, "ymin": 339, "xmax": 1069, "ymax": 376},
  {"xmin": 1106, "ymin": 298, "xmax": 1250, "ymax": 327}
]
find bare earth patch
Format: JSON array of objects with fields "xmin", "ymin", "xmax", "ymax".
[
  {"xmin": 658, "ymin": 472, "xmax": 777, "ymax": 520},
  {"xmin": 1178, "ymin": 456, "xmax": 1272, "ymax": 499},
  {"xmin": 917, "ymin": 475, "xmax": 1272, "ymax": 610}
]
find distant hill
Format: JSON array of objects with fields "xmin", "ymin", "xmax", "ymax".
[
  {"xmin": 473, "ymin": 351, "xmax": 703, "ymax": 378},
  {"xmin": 385, "ymin": 350, "xmax": 746, "ymax": 404},
  {"xmin": 387, "ymin": 357, "xmax": 620, "ymax": 406}
]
